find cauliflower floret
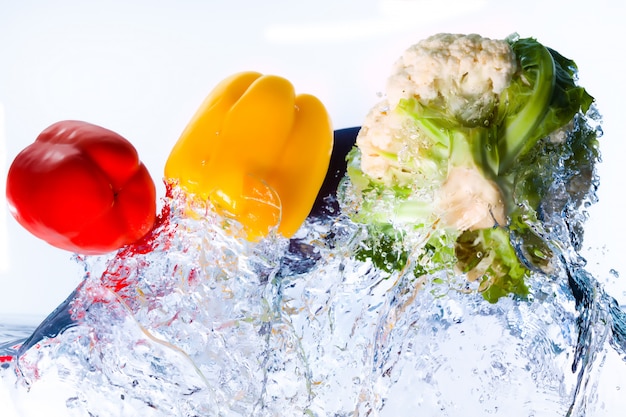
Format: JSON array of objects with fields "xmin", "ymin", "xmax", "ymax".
[
  {"xmin": 357, "ymin": 99, "xmax": 439, "ymax": 188},
  {"xmin": 356, "ymin": 101, "xmax": 406, "ymax": 184},
  {"xmin": 386, "ymin": 33, "xmax": 517, "ymax": 125},
  {"xmin": 435, "ymin": 166, "xmax": 506, "ymax": 230}
]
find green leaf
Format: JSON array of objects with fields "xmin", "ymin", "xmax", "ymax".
[
  {"xmin": 355, "ymin": 224, "xmax": 409, "ymax": 274},
  {"xmin": 498, "ymin": 37, "xmax": 556, "ymax": 174},
  {"xmin": 455, "ymin": 227, "xmax": 530, "ymax": 303}
]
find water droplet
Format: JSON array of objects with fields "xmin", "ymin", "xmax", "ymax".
[{"xmin": 610, "ymin": 269, "xmax": 620, "ymax": 278}]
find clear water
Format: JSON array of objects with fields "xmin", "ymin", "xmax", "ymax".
[
  {"xmin": 0, "ymin": 321, "xmax": 37, "ymax": 362},
  {"xmin": 1, "ymin": 176, "xmax": 625, "ymax": 416}
]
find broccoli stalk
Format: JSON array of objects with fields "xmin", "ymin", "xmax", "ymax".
[{"xmin": 342, "ymin": 34, "xmax": 599, "ymax": 302}]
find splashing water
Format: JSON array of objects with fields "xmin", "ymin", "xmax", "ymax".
[{"xmin": 2, "ymin": 137, "xmax": 626, "ymax": 416}]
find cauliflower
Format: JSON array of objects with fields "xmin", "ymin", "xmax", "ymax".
[
  {"xmin": 343, "ymin": 33, "xmax": 597, "ymax": 302},
  {"xmin": 358, "ymin": 33, "xmax": 519, "ymax": 231},
  {"xmin": 386, "ymin": 33, "xmax": 517, "ymax": 124}
]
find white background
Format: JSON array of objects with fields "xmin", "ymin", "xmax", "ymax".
[{"xmin": 0, "ymin": 0, "xmax": 625, "ymax": 414}]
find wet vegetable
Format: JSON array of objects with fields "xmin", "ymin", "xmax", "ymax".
[
  {"xmin": 165, "ymin": 71, "xmax": 333, "ymax": 239},
  {"xmin": 344, "ymin": 33, "xmax": 599, "ymax": 302},
  {"xmin": 6, "ymin": 120, "xmax": 157, "ymax": 254}
]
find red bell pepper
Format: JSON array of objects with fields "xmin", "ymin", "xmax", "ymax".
[{"xmin": 6, "ymin": 120, "xmax": 157, "ymax": 254}]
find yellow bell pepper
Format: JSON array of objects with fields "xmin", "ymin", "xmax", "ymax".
[{"xmin": 164, "ymin": 71, "xmax": 333, "ymax": 240}]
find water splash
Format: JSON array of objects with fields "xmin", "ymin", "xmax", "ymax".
[{"xmin": 2, "ymin": 132, "xmax": 626, "ymax": 416}]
